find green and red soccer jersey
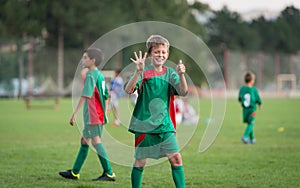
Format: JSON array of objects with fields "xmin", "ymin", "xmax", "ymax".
[
  {"xmin": 81, "ymin": 69, "xmax": 109, "ymax": 125},
  {"xmin": 129, "ymin": 64, "xmax": 182, "ymax": 134},
  {"xmin": 238, "ymin": 86, "xmax": 262, "ymax": 111}
]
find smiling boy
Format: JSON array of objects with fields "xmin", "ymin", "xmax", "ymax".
[{"xmin": 125, "ymin": 35, "xmax": 188, "ymax": 188}]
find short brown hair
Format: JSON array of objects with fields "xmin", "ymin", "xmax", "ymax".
[
  {"xmin": 146, "ymin": 35, "xmax": 169, "ymax": 54},
  {"xmin": 244, "ymin": 72, "xmax": 255, "ymax": 83},
  {"xmin": 84, "ymin": 48, "xmax": 104, "ymax": 66}
]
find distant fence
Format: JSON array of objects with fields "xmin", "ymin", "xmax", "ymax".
[
  {"xmin": 223, "ymin": 50, "xmax": 300, "ymax": 98},
  {"xmin": 0, "ymin": 45, "xmax": 122, "ymax": 98},
  {"xmin": 1, "ymin": 42, "xmax": 300, "ymax": 98}
]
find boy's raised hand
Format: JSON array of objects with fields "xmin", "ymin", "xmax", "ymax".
[
  {"xmin": 130, "ymin": 51, "xmax": 147, "ymax": 73},
  {"xmin": 176, "ymin": 60, "xmax": 186, "ymax": 75}
]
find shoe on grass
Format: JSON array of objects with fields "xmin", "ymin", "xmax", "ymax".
[
  {"xmin": 92, "ymin": 172, "xmax": 116, "ymax": 181},
  {"xmin": 241, "ymin": 137, "xmax": 250, "ymax": 144},
  {"xmin": 250, "ymin": 138, "xmax": 256, "ymax": 144},
  {"xmin": 59, "ymin": 169, "xmax": 80, "ymax": 180},
  {"xmin": 113, "ymin": 119, "xmax": 120, "ymax": 126}
]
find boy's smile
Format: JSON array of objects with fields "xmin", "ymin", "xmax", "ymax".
[{"xmin": 150, "ymin": 45, "xmax": 169, "ymax": 70}]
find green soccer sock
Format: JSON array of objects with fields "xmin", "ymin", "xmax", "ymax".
[
  {"xmin": 94, "ymin": 143, "xmax": 113, "ymax": 175},
  {"xmin": 131, "ymin": 166, "xmax": 144, "ymax": 188},
  {"xmin": 171, "ymin": 166, "xmax": 186, "ymax": 188},
  {"xmin": 243, "ymin": 123, "xmax": 254, "ymax": 138},
  {"xmin": 72, "ymin": 144, "xmax": 89, "ymax": 174},
  {"xmin": 249, "ymin": 131, "xmax": 255, "ymax": 140}
]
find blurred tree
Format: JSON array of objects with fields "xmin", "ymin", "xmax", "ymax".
[
  {"xmin": 276, "ymin": 6, "xmax": 300, "ymax": 54},
  {"xmin": 275, "ymin": 18, "xmax": 295, "ymax": 53},
  {"xmin": 206, "ymin": 6, "xmax": 260, "ymax": 51},
  {"xmin": 250, "ymin": 16, "xmax": 277, "ymax": 53},
  {"xmin": 0, "ymin": 0, "xmax": 48, "ymax": 91},
  {"xmin": 207, "ymin": 5, "xmax": 300, "ymax": 54},
  {"xmin": 0, "ymin": 0, "xmax": 211, "ymax": 88},
  {"xmin": 0, "ymin": 0, "xmax": 45, "ymax": 38},
  {"xmin": 251, "ymin": 6, "xmax": 300, "ymax": 54},
  {"xmin": 119, "ymin": 0, "xmax": 206, "ymax": 38},
  {"xmin": 118, "ymin": 0, "xmax": 207, "ymax": 87},
  {"xmin": 189, "ymin": 1, "xmax": 210, "ymax": 11}
]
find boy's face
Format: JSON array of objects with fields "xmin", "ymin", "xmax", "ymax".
[
  {"xmin": 149, "ymin": 44, "xmax": 169, "ymax": 67},
  {"xmin": 81, "ymin": 52, "xmax": 95, "ymax": 69}
]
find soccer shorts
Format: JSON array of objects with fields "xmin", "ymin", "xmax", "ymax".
[
  {"xmin": 134, "ymin": 132, "xmax": 179, "ymax": 159},
  {"xmin": 243, "ymin": 109, "xmax": 256, "ymax": 124},
  {"xmin": 82, "ymin": 124, "xmax": 103, "ymax": 138}
]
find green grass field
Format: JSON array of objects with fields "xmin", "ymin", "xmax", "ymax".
[{"xmin": 0, "ymin": 98, "xmax": 300, "ymax": 188}]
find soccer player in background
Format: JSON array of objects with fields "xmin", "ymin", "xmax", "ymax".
[
  {"xmin": 59, "ymin": 48, "xmax": 116, "ymax": 181},
  {"xmin": 110, "ymin": 69, "xmax": 124, "ymax": 126},
  {"xmin": 125, "ymin": 35, "xmax": 188, "ymax": 188},
  {"xmin": 238, "ymin": 72, "xmax": 262, "ymax": 144}
]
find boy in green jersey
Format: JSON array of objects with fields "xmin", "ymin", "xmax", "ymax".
[
  {"xmin": 59, "ymin": 48, "xmax": 116, "ymax": 181},
  {"xmin": 238, "ymin": 72, "xmax": 262, "ymax": 144},
  {"xmin": 125, "ymin": 35, "xmax": 188, "ymax": 188}
]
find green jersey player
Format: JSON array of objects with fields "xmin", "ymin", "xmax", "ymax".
[
  {"xmin": 125, "ymin": 35, "xmax": 188, "ymax": 188},
  {"xmin": 238, "ymin": 72, "xmax": 262, "ymax": 144},
  {"xmin": 59, "ymin": 48, "xmax": 116, "ymax": 181}
]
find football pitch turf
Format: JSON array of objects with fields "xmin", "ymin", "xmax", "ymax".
[{"xmin": 0, "ymin": 98, "xmax": 299, "ymax": 188}]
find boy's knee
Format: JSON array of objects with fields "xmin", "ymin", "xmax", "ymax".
[
  {"xmin": 134, "ymin": 158, "xmax": 147, "ymax": 168},
  {"xmin": 81, "ymin": 137, "xmax": 89, "ymax": 145},
  {"xmin": 91, "ymin": 136, "xmax": 101, "ymax": 145},
  {"xmin": 168, "ymin": 152, "xmax": 182, "ymax": 166}
]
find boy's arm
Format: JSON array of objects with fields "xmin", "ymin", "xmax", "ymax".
[
  {"xmin": 70, "ymin": 96, "xmax": 86, "ymax": 126},
  {"xmin": 238, "ymin": 89, "xmax": 242, "ymax": 102},
  {"xmin": 125, "ymin": 71, "xmax": 142, "ymax": 94},
  {"xmin": 176, "ymin": 60, "xmax": 188, "ymax": 96},
  {"xmin": 105, "ymin": 98, "xmax": 109, "ymax": 113},
  {"xmin": 125, "ymin": 51, "xmax": 147, "ymax": 94},
  {"xmin": 178, "ymin": 73, "xmax": 188, "ymax": 96},
  {"xmin": 255, "ymin": 88, "xmax": 262, "ymax": 109}
]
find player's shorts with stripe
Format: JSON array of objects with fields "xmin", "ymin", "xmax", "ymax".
[
  {"xmin": 82, "ymin": 124, "xmax": 103, "ymax": 138},
  {"xmin": 134, "ymin": 132, "xmax": 179, "ymax": 159},
  {"xmin": 243, "ymin": 109, "xmax": 256, "ymax": 124}
]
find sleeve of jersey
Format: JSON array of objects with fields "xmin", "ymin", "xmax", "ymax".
[
  {"xmin": 238, "ymin": 88, "xmax": 242, "ymax": 102},
  {"xmin": 81, "ymin": 75, "xmax": 95, "ymax": 98},
  {"xmin": 104, "ymin": 83, "xmax": 110, "ymax": 100},
  {"xmin": 255, "ymin": 88, "xmax": 262, "ymax": 105}
]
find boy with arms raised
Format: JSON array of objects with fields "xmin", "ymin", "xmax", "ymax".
[
  {"xmin": 125, "ymin": 35, "xmax": 188, "ymax": 188},
  {"xmin": 59, "ymin": 48, "xmax": 116, "ymax": 181}
]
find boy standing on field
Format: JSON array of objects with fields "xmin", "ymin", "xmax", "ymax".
[
  {"xmin": 125, "ymin": 35, "xmax": 188, "ymax": 188},
  {"xmin": 59, "ymin": 48, "xmax": 116, "ymax": 181},
  {"xmin": 238, "ymin": 72, "xmax": 262, "ymax": 144}
]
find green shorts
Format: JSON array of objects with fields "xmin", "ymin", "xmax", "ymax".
[
  {"xmin": 243, "ymin": 109, "xmax": 256, "ymax": 124},
  {"xmin": 134, "ymin": 132, "xmax": 179, "ymax": 159},
  {"xmin": 82, "ymin": 124, "xmax": 103, "ymax": 138}
]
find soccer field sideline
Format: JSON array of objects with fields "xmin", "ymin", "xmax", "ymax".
[{"xmin": 0, "ymin": 98, "xmax": 299, "ymax": 187}]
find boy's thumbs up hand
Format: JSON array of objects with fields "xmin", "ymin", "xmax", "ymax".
[{"xmin": 176, "ymin": 60, "xmax": 186, "ymax": 75}]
